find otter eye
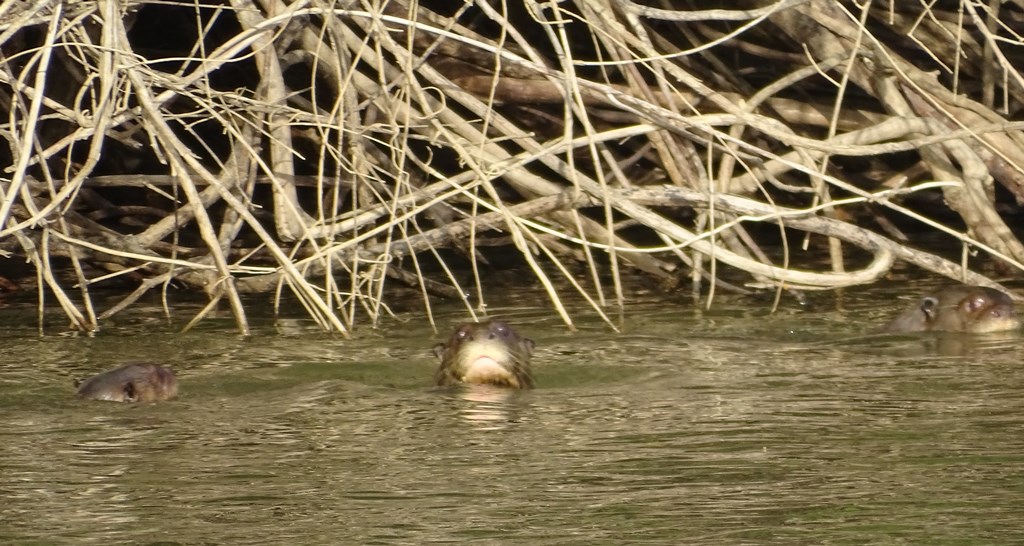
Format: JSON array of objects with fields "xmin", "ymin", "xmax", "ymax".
[
  {"xmin": 124, "ymin": 382, "xmax": 138, "ymax": 402},
  {"xmin": 491, "ymin": 322, "xmax": 510, "ymax": 337},
  {"xmin": 455, "ymin": 327, "xmax": 471, "ymax": 340},
  {"xmin": 920, "ymin": 297, "xmax": 939, "ymax": 321}
]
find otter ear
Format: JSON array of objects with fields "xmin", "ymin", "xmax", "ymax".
[
  {"xmin": 920, "ymin": 296, "xmax": 939, "ymax": 321},
  {"xmin": 962, "ymin": 294, "xmax": 986, "ymax": 314},
  {"xmin": 432, "ymin": 343, "xmax": 447, "ymax": 360},
  {"xmin": 123, "ymin": 382, "xmax": 138, "ymax": 403},
  {"xmin": 522, "ymin": 338, "xmax": 535, "ymax": 356}
]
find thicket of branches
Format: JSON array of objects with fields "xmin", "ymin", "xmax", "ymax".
[{"xmin": 1, "ymin": 0, "xmax": 1023, "ymax": 334}]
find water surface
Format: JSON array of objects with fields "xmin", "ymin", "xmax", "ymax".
[{"xmin": 2, "ymin": 282, "xmax": 1023, "ymax": 544}]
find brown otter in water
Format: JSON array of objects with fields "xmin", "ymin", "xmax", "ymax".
[
  {"xmin": 434, "ymin": 320, "xmax": 535, "ymax": 388},
  {"xmin": 75, "ymin": 363, "xmax": 178, "ymax": 402},
  {"xmin": 883, "ymin": 285, "xmax": 1021, "ymax": 333}
]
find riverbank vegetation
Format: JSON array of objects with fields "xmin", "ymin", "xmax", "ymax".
[{"xmin": 2, "ymin": 0, "xmax": 1023, "ymax": 334}]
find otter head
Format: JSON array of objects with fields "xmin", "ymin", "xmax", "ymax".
[
  {"xmin": 76, "ymin": 363, "xmax": 179, "ymax": 403},
  {"xmin": 433, "ymin": 320, "xmax": 535, "ymax": 389},
  {"xmin": 883, "ymin": 286, "xmax": 1020, "ymax": 333}
]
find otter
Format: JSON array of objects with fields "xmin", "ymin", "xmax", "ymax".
[
  {"xmin": 75, "ymin": 363, "xmax": 178, "ymax": 402},
  {"xmin": 434, "ymin": 319, "xmax": 535, "ymax": 388},
  {"xmin": 883, "ymin": 285, "xmax": 1021, "ymax": 333}
]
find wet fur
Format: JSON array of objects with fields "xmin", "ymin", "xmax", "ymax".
[
  {"xmin": 883, "ymin": 286, "xmax": 1020, "ymax": 333},
  {"xmin": 76, "ymin": 363, "xmax": 178, "ymax": 403},
  {"xmin": 434, "ymin": 320, "xmax": 534, "ymax": 389}
]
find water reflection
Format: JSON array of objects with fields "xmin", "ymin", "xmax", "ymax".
[
  {"xmin": 445, "ymin": 385, "xmax": 527, "ymax": 429},
  {"xmin": 910, "ymin": 329, "xmax": 1022, "ymax": 356},
  {"xmin": 827, "ymin": 328, "xmax": 1023, "ymax": 358}
]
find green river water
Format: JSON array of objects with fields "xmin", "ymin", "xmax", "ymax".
[{"xmin": 1, "ymin": 280, "xmax": 1023, "ymax": 544}]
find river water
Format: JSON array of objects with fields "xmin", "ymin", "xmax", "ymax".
[{"xmin": 2, "ymin": 280, "xmax": 1023, "ymax": 544}]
